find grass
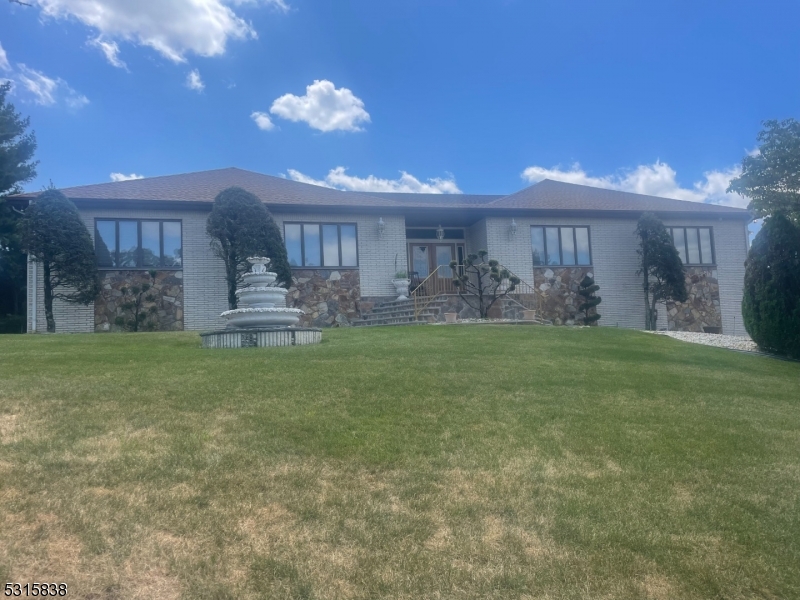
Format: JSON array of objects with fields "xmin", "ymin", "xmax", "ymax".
[{"xmin": 0, "ymin": 325, "xmax": 798, "ymax": 599}]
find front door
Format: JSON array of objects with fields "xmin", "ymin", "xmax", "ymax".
[{"xmin": 410, "ymin": 244, "xmax": 458, "ymax": 294}]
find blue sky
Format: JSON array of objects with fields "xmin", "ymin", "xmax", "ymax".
[{"xmin": 1, "ymin": 0, "xmax": 798, "ymax": 214}]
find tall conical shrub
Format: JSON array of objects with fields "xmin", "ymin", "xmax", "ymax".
[
  {"xmin": 206, "ymin": 187, "xmax": 292, "ymax": 309},
  {"xmin": 578, "ymin": 275, "xmax": 601, "ymax": 325},
  {"xmin": 742, "ymin": 213, "xmax": 800, "ymax": 358}
]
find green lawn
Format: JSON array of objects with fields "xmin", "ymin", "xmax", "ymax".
[{"xmin": 0, "ymin": 326, "xmax": 798, "ymax": 599}]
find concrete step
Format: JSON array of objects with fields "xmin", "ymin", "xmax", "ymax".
[{"xmin": 353, "ymin": 312, "xmax": 437, "ymax": 326}]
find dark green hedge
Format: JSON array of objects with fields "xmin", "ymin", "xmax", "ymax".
[{"xmin": 742, "ymin": 214, "xmax": 800, "ymax": 358}]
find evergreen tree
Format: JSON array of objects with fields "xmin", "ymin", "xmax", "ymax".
[
  {"xmin": 206, "ymin": 187, "xmax": 292, "ymax": 309},
  {"xmin": 742, "ymin": 213, "xmax": 800, "ymax": 358},
  {"xmin": 636, "ymin": 212, "xmax": 688, "ymax": 330},
  {"xmin": 18, "ymin": 188, "xmax": 100, "ymax": 332},
  {"xmin": 115, "ymin": 270, "xmax": 160, "ymax": 332},
  {"xmin": 578, "ymin": 275, "xmax": 601, "ymax": 325},
  {"xmin": 0, "ymin": 81, "xmax": 39, "ymax": 330}
]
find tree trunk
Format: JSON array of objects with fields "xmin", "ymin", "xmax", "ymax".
[
  {"xmin": 650, "ymin": 295, "xmax": 659, "ymax": 331},
  {"xmin": 642, "ymin": 269, "xmax": 651, "ymax": 330},
  {"xmin": 227, "ymin": 255, "xmax": 238, "ymax": 310},
  {"xmin": 42, "ymin": 262, "xmax": 55, "ymax": 333}
]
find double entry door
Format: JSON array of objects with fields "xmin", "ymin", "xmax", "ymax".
[{"xmin": 409, "ymin": 243, "xmax": 463, "ymax": 295}]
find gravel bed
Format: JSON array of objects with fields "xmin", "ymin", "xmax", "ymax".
[{"xmin": 648, "ymin": 331, "xmax": 758, "ymax": 352}]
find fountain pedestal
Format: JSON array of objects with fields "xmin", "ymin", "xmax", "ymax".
[{"xmin": 201, "ymin": 257, "xmax": 321, "ymax": 349}]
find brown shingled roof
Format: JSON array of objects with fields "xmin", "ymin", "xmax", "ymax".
[
  {"xmin": 16, "ymin": 167, "xmax": 404, "ymax": 208},
  {"xmin": 12, "ymin": 168, "xmax": 751, "ymax": 217},
  {"xmin": 490, "ymin": 179, "xmax": 749, "ymax": 215}
]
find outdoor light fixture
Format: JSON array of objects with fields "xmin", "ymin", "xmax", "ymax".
[
  {"xmin": 436, "ymin": 224, "xmax": 445, "ymax": 240},
  {"xmin": 377, "ymin": 217, "xmax": 386, "ymax": 238},
  {"xmin": 510, "ymin": 218, "xmax": 518, "ymax": 238}
]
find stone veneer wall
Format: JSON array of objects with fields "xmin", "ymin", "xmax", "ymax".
[
  {"xmin": 533, "ymin": 267, "xmax": 593, "ymax": 325},
  {"xmin": 288, "ymin": 269, "xmax": 360, "ymax": 327},
  {"xmin": 666, "ymin": 267, "xmax": 721, "ymax": 332},
  {"xmin": 95, "ymin": 271, "xmax": 184, "ymax": 332}
]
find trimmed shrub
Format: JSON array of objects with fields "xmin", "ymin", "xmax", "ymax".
[
  {"xmin": 742, "ymin": 213, "xmax": 800, "ymax": 358},
  {"xmin": 207, "ymin": 187, "xmax": 292, "ymax": 309}
]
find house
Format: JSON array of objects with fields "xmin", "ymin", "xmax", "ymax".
[{"xmin": 17, "ymin": 167, "xmax": 752, "ymax": 334}]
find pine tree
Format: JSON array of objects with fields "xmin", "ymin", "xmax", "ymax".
[
  {"xmin": 0, "ymin": 81, "xmax": 39, "ymax": 331},
  {"xmin": 18, "ymin": 188, "xmax": 100, "ymax": 332},
  {"xmin": 206, "ymin": 187, "xmax": 292, "ymax": 309},
  {"xmin": 578, "ymin": 275, "xmax": 601, "ymax": 325}
]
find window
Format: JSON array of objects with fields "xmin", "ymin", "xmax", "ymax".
[
  {"xmin": 95, "ymin": 219, "xmax": 182, "ymax": 268},
  {"xmin": 285, "ymin": 223, "xmax": 358, "ymax": 267},
  {"xmin": 669, "ymin": 227, "xmax": 714, "ymax": 265},
  {"xmin": 531, "ymin": 226, "xmax": 591, "ymax": 266}
]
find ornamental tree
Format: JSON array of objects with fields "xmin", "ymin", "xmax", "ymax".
[
  {"xmin": 206, "ymin": 187, "xmax": 292, "ymax": 309},
  {"xmin": 449, "ymin": 250, "xmax": 520, "ymax": 319},
  {"xmin": 115, "ymin": 270, "xmax": 159, "ymax": 332},
  {"xmin": 0, "ymin": 81, "xmax": 38, "ymax": 327},
  {"xmin": 578, "ymin": 275, "xmax": 602, "ymax": 325},
  {"xmin": 742, "ymin": 213, "xmax": 800, "ymax": 358},
  {"xmin": 636, "ymin": 212, "xmax": 687, "ymax": 330},
  {"xmin": 728, "ymin": 119, "xmax": 800, "ymax": 225},
  {"xmin": 18, "ymin": 188, "xmax": 100, "ymax": 332}
]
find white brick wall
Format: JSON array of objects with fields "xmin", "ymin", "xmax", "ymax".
[
  {"xmin": 28, "ymin": 207, "xmax": 229, "ymax": 333},
  {"xmin": 484, "ymin": 216, "xmax": 749, "ymax": 334},
  {"xmin": 466, "ymin": 219, "xmax": 488, "ymax": 256},
  {"xmin": 662, "ymin": 218, "xmax": 748, "ymax": 336},
  {"xmin": 272, "ymin": 212, "xmax": 405, "ymax": 297},
  {"xmin": 28, "ymin": 207, "xmax": 407, "ymax": 332},
  {"xmin": 26, "ymin": 203, "xmax": 747, "ymax": 335}
]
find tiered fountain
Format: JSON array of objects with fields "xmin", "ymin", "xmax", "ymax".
[{"xmin": 201, "ymin": 257, "xmax": 321, "ymax": 348}]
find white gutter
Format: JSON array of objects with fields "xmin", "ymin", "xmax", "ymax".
[{"xmin": 31, "ymin": 259, "xmax": 37, "ymax": 332}]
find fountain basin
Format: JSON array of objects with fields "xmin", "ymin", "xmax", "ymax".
[
  {"xmin": 201, "ymin": 326, "xmax": 321, "ymax": 349},
  {"xmin": 243, "ymin": 271, "xmax": 277, "ymax": 287},
  {"xmin": 235, "ymin": 286, "xmax": 288, "ymax": 308},
  {"xmin": 221, "ymin": 306, "xmax": 303, "ymax": 328}
]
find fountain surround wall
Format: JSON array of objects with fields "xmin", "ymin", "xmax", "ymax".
[{"xmin": 201, "ymin": 257, "xmax": 321, "ymax": 348}]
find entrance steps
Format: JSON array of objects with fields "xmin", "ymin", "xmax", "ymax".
[{"xmin": 352, "ymin": 297, "xmax": 449, "ymax": 327}]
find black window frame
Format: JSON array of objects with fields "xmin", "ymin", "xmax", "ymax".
[
  {"xmin": 668, "ymin": 227, "xmax": 715, "ymax": 266},
  {"xmin": 531, "ymin": 225, "xmax": 592, "ymax": 267},
  {"xmin": 94, "ymin": 218, "xmax": 183, "ymax": 270},
  {"xmin": 284, "ymin": 222, "xmax": 359, "ymax": 268}
]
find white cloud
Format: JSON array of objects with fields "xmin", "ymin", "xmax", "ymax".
[
  {"xmin": 110, "ymin": 172, "xmax": 144, "ymax": 182},
  {"xmin": 287, "ymin": 167, "xmax": 462, "ymax": 194},
  {"xmin": 269, "ymin": 80, "xmax": 370, "ymax": 132},
  {"xmin": 0, "ymin": 42, "xmax": 10, "ymax": 72},
  {"xmin": 521, "ymin": 160, "xmax": 748, "ymax": 209},
  {"xmin": 250, "ymin": 111, "xmax": 274, "ymax": 131},
  {"xmin": 88, "ymin": 36, "xmax": 126, "ymax": 68},
  {"xmin": 0, "ymin": 48, "xmax": 89, "ymax": 109},
  {"xmin": 31, "ymin": 0, "xmax": 290, "ymax": 63},
  {"xmin": 15, "ymin": 65, "xmax": 59, "ymax": 105},
  {"xmin": 186, "ymin": 68, "xmax": 204, "ymax": 92}
]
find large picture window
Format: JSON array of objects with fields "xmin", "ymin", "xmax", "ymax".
[
  {"xmin": 669, "ymin": 227, "xmax": 714, "ymax": 265},
  {"xmin": 284, "ymin": 222, "xmax": 358, "ymax": 268},
  {"xmin": 95, "ymin": 219, "xmax": 182, "ymax": 268},
  {"xmin": 531, "ymin": 226, "xmax": 591, "ymax": 266}
]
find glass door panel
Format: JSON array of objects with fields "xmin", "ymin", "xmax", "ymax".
[
  {"xmin": 412, "ymin": 245, "xmax": 430, "ymax": 278},
  {"xmin": 435, "ymin": 245, "xmax": 454, "ymax": 278}
]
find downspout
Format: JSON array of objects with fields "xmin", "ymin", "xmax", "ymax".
[{"xmin": 31, "ymin": 258, "xmax": 37, "ymax": 332}]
